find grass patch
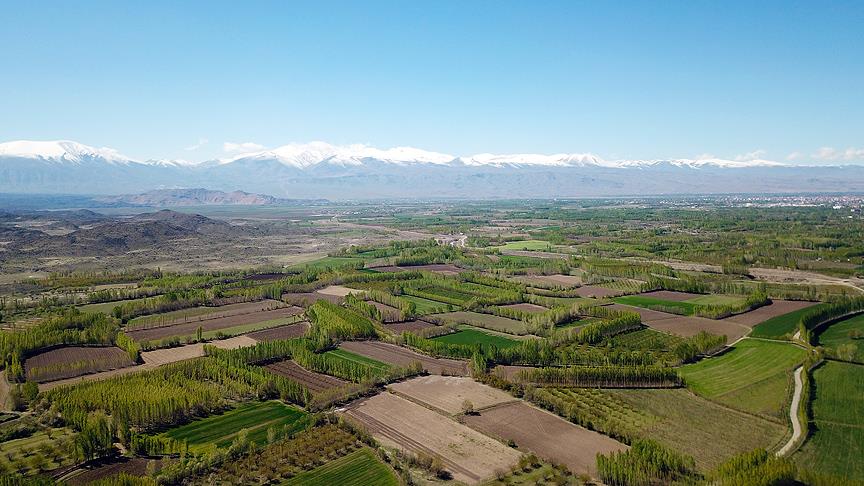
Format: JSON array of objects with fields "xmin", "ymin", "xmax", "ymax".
[
  {"xmin": 323, "ymin": 349, "xmax": 391, "ymax": 373},
  {"xmin": 613, "ymin": 295, "xmax": 697, "ymax": 315},
  {"xmin": 0, "ymin": 427, "xmax": 77, "ymax": 474},
  {"xmin": 685, "ymin": 294, "xmax": 746, "ymax": 306},
  {"xmin": 679, "ymin": 339, "xmax": 806, "ymax": 417},
  {"xmin": 750, "ymin": 303, "xmax": 829, "ymax": 339},
  {"xmin": 431, "ymin": 328, "xmax": 520, "ymax": 348},
  {"xmin": 795, "ymin": 361, "xmax": 864, "ymax": 481},
  {"xmin": 605, "ymin": 388, "xmax": 786, "ymax": 470},
  {"xmin": 817, "ymin": 313, "xmax": 864, "ymax": 363},
  {"xmin": 285, "ymin": 448, "xmax": 398, "ymax": 486},
  {"xmin": 431, "ymin": 311, "xmax": 528, "ymax": 334},
  {"xmin": 493, "ymin": 240, "xmax": 554, "ymax": 251},
  {"xmin": 161, "ymin": 401, "xmax": 309, "ymax": 451}
]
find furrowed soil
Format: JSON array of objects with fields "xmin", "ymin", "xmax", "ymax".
[
  {"xmin": 387, "ymin": 375, "xmax": 516, "ymax": 415},
  {"xmin": 24, "ymin": 346, "xmax": 135, "ymax": 383},
  {"xmin": 126, "ymin": 306, "xmax": 303, "ymax": 342},
  {"xmin": 368, "ymin": 301, "xmax": 402, "ymax": 322},
  {"xmin": 126, "ymin": 300, "xmax": 286, "ymax": 329},
  {"xmin": 339, "ymin": 341, "xmax": 467, "ymax": 375},
  {"xmin": 264, "ymin": 360, "xmax": 349, "ymax": 394},
  {"xmin": 246, "ymin": 322, "xmax": 309, "ymax": 342},
  {"xmin": 723, "ymin": 299, "xmax": 818, "ymax": 327},
  {"xmin": 464, "ymin": 401, "xmax": 627, "ymax": 477},
  {"xmin": 573, "ymin": 286, "xmax": 622, "ymax": 298},
  {"xmin": 609, "ymin": 304, "xmax": 749, "ymax": 341},
  {"xmin": 638, "ymin": 290, "xmax": 703, "ymax": 301},
  {"xmin": 344, "ymin": 393, "xmax": 521, "ymax": 484},
  {"xmin": 64, "ymin": 457, "xmax": 154, "ymax": 485},
  {"xmin": 371, "ymin": 264, "xmax": 463, "ymax": 275}
]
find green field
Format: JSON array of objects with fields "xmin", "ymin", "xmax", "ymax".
[
  {"xmin": 431, "ymin": 311, "xmax": 528, "ymax": 334},
  {"xmin": 324, "ymin": 349, "xmax": 391, "ymax": 373},
  {"xmin": 680, "ymin": 338, "xmax": 806, "ymax": 417},
  {"xmin": 750, "ymin": 303, "xmax": 828, "ymax": 339},
  {"xmin": 431, "ymin": 327, "xmax": 520, "ymax": 348},
  {"xmin": 400, "ymin": 295, "xmax": 454, "ymax": 315},
  {"xmin": 161, "ymin": 401, "xmax": 310, "ymax": 450},
  {"xmin": 291, "ymin": 256, "xmax": 368, "ymax": 271},
  {"xmin": 0, "ymin": 427, "xmax": 77, "ymax": 474},
  {"xmin": 285, "ymin": 448, "xmax": 399, "ymax": 486},
  {"xmin": 612, "ymin": 295, "xmax": 697, "ymax": 315},
  {"xmin": 493, "ymin": 239, "xmax": 553, "ymax": 251},
  {"xmin": 685, "ymin": 294, "xmax": 745, "ymax": 306},
  {"xmin": 817, "ymin": 313, "xmax": 864, "ymax": 363},
  {"xmin": 605, "ymin": 388, "xmax": 787, "ymax": 470},
  {"xmin": 795, "ymin": 361, "xmax": 864, "ymax": 480}
]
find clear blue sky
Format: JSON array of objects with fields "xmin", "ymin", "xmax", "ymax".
[{"xmin": 1, "ymin": 1, "xmax": 862, "ymax": 163}]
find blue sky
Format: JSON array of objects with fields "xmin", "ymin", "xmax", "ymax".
[{"xmin": 1, "ymin": 1, "xmax": 862, "ymax": 163}]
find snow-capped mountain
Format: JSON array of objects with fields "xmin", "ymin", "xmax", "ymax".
[{"xmin": 1, "ymin": 139, "xmax": 862, "ymax": 198}]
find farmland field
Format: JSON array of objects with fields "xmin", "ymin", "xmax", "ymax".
[
  {"xmin": 64, "ymin": 457, "xmax": 154, "ymax": 485},
  {"xmin": 512, "ymin": 274, "xmax": 582, "ymax": 288},
  {"xmin": 680, "ymin": 338, "xmax": 806, "ymax": 417},
  {"xmin": 464, "ymin": 400, "xmax": 626, "ymax": 477},
  {"xmin": 285, "ymin": 448, "xmax": 399, "ymax": 486},
  {"xmin": 126, "ymin": 300, "xmax": 286, "ymax": 328},
  {"xmin": 430, "ymin": 327, "xmax": 521, "ymax": 349},
  {"xmin": 497, "ymin": 302, "xmax": 549, "ymax": 313},
  {"xmin": 388, "ymin": 375, "xmax": 516, "ymax": 415},
  {"xmin": 795, "ymin": 361, "xmax": 864, "ymax": 480},
  {"xmin": 493, "ymin": 239, "xmax": 553, "ymax": 251},
  {"xmin": 264, "ymin": 359, "xmax": 349, "ymax": 394},
  {"xmin": 430, "ymin": 311, "xmax": 528, "ymax": 334},
  {"xmin": 816, "ymin": 313, "xmax": 864, "ymax": 362},
  {"xmin": 126, "ymin": 306, "xmax": 304, "ymax": 342},
  {"xmin": 344, "ymin": 392, "xmax": 522, "ymax": 484},
  {"xmin": 610, "ymin": 303, "xmax": 750, "ymax": 340},
  {"xmin": 245, "ymin": 321, "xmax": 309, "ymax": 342},
  {"xmin": 323, "ymin": 348, "xmax": 392, "ymax": 373},
  {"xmin": 605, "ymin": 388, "xmax": 787, "ymax": 469},
  {"xmin": 160, "ymin": 400, "xmax": 310, "ymax": 450},
  {"xmin": 24, "ymin": 346, "xmax": 135, "ymax": 383},
  {"xmin": 0, "ymin": 427, "xmax": 77, "ymax": 475},
  {"xmin": 77, "ymin": 296, "xmax": 155, "ymax": 314},
  {"xmin": 382, "ymin": 319, "xmax": 438, "ymax": 333},
  {"xmin": 400, "ymin": 295, "xmax": 453, "ymax": 315},
  {"xmin": 340, "ymin": 341, "xmax": 467, "ymax": 375},
  {"xmin": 613, "ymin": 295, "xmax": 698, "ymax": 314},
  {"xmin": 749, "ymin": 302, "xmax": 827, "ymax": 339},
  {"xmin": 573, "ymin": 286, "xmax": 622, "ymax": 298}
]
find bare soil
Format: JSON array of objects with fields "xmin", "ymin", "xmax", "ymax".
[
  {"xmin": 609, "ymin": 304, "xmax": 749, "ymax": 340},
  {"xmin": 344, "ymin": 392, "xmax": 522, "ymax": 484},
  {"xmin": 246, "ymin": 322, "xmax": 309, "ymax": 342},
  {"xmin": 126, "ymin": 306, "xmax": 303, "ymax": 342},
  {"xmin": 264, "ymin": 359, "xmax": 348, "ymax": 393},
  {"xmin": 24, "ymin": 346, "xmax": 135, "ymax": 383},
  {"xmin": 64, "ymin": 457, "xmax": 153, "ymax": 485},
  {"xmin": 498, "ymin": 303, "xmax": 549, "ymax": 314},
  {"xmin": 464, "ymin": 401, "xmax": 627, "ymax": 477},
  {"xmin": 574, "ymin": 286, "xmax": 623, "ymax": 298},
  {"xmin": 388, "ymin": 375, "xmax": 516, "ymax": 415},
  {"xmin": 339, "ymin": 341, "xmax": 467, "ymax": 375},
  {"xmin": 127, "ymin": 300, "xmax": 286, "ymax": 329},
  {"xmin": 316, "ymin": 285, "xmax": 359, "ymax": 297},
  {"xmin": 371, "ymin": 264, "xmax": 463, "ymax": 275},
  {"xmin": 369, "ymin": 301, "xmax": 402, "ymax": 322},
  {"xmin": 383, "ymin": 320, "xmax": 438, "ymax": 333},
  {"xmin": 722, "ymin": 300, "xmax": 818, "ymax": 327},
  {"xmin": 514, "ymin": 274, "xmax": 582, "ymax": 288},
  {"xmin": 283, "ymin": 292, "xmax": 345, "ymax": 306}
]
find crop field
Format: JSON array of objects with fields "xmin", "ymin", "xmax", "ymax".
[
  {"xmin": 245, "ymin": 321, "xmax": 310, "ymax": 342},
  {"xmin": 285, "ymin": 448, "xmax": 399, "ymax": 486},
  {"xmin": 324, "ymin": 348, "xmax": 392, "ymax": 373},
  {"xmin": 464, "ymin": 400, "xmax": 626, "ymax": 477},
  {"xmin": 368, "ymin": 301, "xmax": 402, "ymax": 321},
  {"xmin": 340, "ymin": 340, "xmax": 467, "ymax": 375},
  {"xmin": 399, "ymin": 295, "xmax": 454, "ymax": 315},
  {"xmin": 609, "ymin": 327, "xmax": 684, "ymax": 350},
  {"xmin": 605, "ymin": 388, "xmax": 787, "ymax": 469},
  {"xmin": 161, "ymin": 400, "xmax": 310, "ymax": 451},
  {"xmin": 64, "ymin": 457, "xmax": 154, "ymax": 485},
  {"xmin": 610, "ymin": 303, "xmax": 750, "ymax": 340},
  {"xmin": 512, "ymin": 274, "xmax": 582, "ymax": 288},
  {"xmin": 795, "ymin": 361, "xmax": 864, "ymax": 480},
  {"xmin": 24, "ymin": 346, "xmax": 135, "ymax": 383},
  {"xmin": 126, "ymin": 306, "xmax": 304, "ymax": 342},
  {"xmin": 680, "ymin": 338, "xmax": 806, "ymax": 417},
  {"xmin": 748, "ymin": 302, "xmax": 826, "ymax": 338},
  {"xmin": 573, "ymin": 286, "xmax": 622, "ymax": 298},
  {"xmin": 497, "ymin": 302, "xmax": 549, "ymax": 313},
  {"xmin": 282, "ymin": 292, "xmax": 345, "ymax": 306},
  {"xmin": 493, "ymin": 239, "xmax": 553, "ymax": 251},
  {"xmin": 613, "ymin": 295, "xmax": 699, "ymax": 314},
  {"xmin": 430, "ymin": 311, "xmax": 528, "ymax": 334},
  {"xmin": 412, "ymin": 285, "xmax": 476, "ymax": 304},
  {"xmin": 816, "ymin": 314, "xmax": 864, "ymax": 362},
  {"xmin": 264, "ymin": 359, "xmax": 349, "ymax": 394},
  {"xmin": 430, "ymin": 327, "xmax": 521, "ymax": 349},
  {"xmin": 344, "ymin": 392, "xmax": 522, "ymax": 484},
  {"xmin": 371, "ymin": 263, "xmax": 463, "ymax": 275},
  {"xmin": 126, "ymin": 300, "xmax": 286, "ymax": 328},
  {"xmin": 388, "ymin": 375, "xmax": 516, "ymax": 415},
  {"xmin": 382, "ymin": 319, "xmax": 438, "ymax": 333}
]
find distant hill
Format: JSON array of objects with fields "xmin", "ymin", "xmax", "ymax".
[{"xmin": 94, "ymin": 188, "xmax": 283, "ymax": 206}]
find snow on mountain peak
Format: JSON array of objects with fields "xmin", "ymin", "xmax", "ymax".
[
  {"xmin": 223, "ymin": 141, "xmax": 455, "ymax": 168},
  {"xmin": 0, "ymin": 140, "xmax": 132, "ymax": 164}
]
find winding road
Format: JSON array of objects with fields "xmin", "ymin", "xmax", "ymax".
[{"xmin": 777, "ymin": 366, "xmax": 804, "ymax": 456}]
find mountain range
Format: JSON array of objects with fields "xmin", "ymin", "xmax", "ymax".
[{"xmin": 1, "ymin": 140, "xmax": 863, "ymax": 199}]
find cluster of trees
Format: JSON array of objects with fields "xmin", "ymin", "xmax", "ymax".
[
  {"xmin": 344, "ymin": 294, "xmax": 382, "ymax": 322},
  {"xmin": 563, "ymin": 311, "xmax": 642, "ymax": 345},
  {"xmin": 525, "ymin": 387, "xmax": 639, "ymax": 443},
  {"xmin": 517, "ymin": 365, "xmax": 681, "ymax": 388},
  {"xmin": 800, "ymin": 297, "xmax": 864, "ymax": 344},
  {"xmin": 365, "ymin": 290, "xmax": 416, "ymax": 320},
  {"xmin": 707, "ymin": 448, "xmax": 796, "ymax": 486},
  {"xmin": 596, "ymin": 439, "xmax": 697, "ymax": 486},
  {"xmin": 1, "ymin": 310, "xmax": 119, "ymax": 381},
  {"xmin": 672, "ymin": 331, "xmax": 727, "ymax": 364},
  {"xmin": 305, "ymin": 301, "xmax": 379, "ymax": 350}
]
